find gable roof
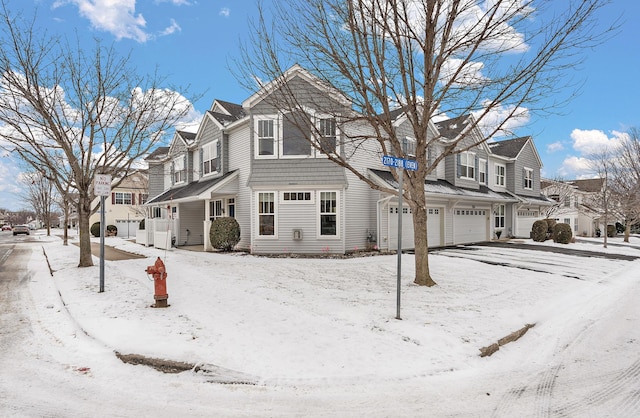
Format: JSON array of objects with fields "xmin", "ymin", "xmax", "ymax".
[
  {"xmin": 242, "ymin": 64, "xmax": 351, "ymax": 109},
  {"xmin": 212, "ymin": 100, "xmax": 245, "ymax": 119},
  {"xmin": 145, "ymin": 146, "xmax": 169, "ymax": 162},
  {"xmin": 569, "ymin": 178, "xmax": 604, "ymax": 192},
  {"xmin": 434, "ymin": 114, "xmax": 470, "ymax": 140},
  {"xmin": 488, "ymin": 136, "xmax": 530, "ymax": 158}
]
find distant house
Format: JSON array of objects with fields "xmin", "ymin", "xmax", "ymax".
[
  {"xmin": 89, "ymin": 170, "xmax": 149, "ymax": 238},
  {"xmin": 143, "ymin": 65, "xmax": 552, "ymax": 253},
  {"xmin": 541, "ymin": 178, "xmax": 605, "ymax": 237}
]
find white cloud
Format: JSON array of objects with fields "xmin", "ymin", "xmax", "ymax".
[
  {"xmin": 54, "ymin": 0, "xmax": 189, "ymax": 42},
  {"xmin": 570, "ymin": 128, "xmax": 627, "ymax": 155},
  {"xmin": 54, "ymin": 0, "xmax": 149, "ymax": 42},
  {"xmin": 219, "ymin": 7, "xmax": 230, "ymax": 18},
  {"xmin": 471, "ymin": 101, "xmax": 530, "ymax": 138},
  {"xmin": 440, "ymin": 58, "xmax": 488, "ymax": 87},
  {"xmin": 160, "ymin": 18, "xmax": 181, "ymax": 36},
  {"xmin": 559, "ymin": 155, "xmax": 592, "ymax": 177},
  {"xmin": 546, "ymin": 141, "xmax": 564, "ymax": 153}
]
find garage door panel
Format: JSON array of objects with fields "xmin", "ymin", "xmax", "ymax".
[
  {"xmin": 389, "ymin": 206, "xmax": 442, "ymax": 250},
  {"xmin": 454, "ymin": 208, "xmax": 487, "ymax": 244}
]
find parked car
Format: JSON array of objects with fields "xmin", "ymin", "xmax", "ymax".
[
  {"xmin": 1, "ymin": 225, "xmax": 11, "ymax": 231},
  {"xmin": 12, "ymin": 225, "xmax": 30, "ymax": 235}
]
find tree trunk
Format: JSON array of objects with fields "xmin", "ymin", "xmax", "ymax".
[
  {"xmin": 77, "ymin": 198, "xmax": 94, "ymax": 267},
  {"xmin": 624, "ymin": 223, "xmax": 630, "ymax": 243},
  {"xmin": 410, "ymin": 183, "xmax": 437, "ymax": 287}
]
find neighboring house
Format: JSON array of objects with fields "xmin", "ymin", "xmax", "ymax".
[
  {"xmin": 144, "ymin": 65, "xmax": 551, "ymax": 254},
  {"xmin": 89, "ymin": 170, "xmax": 149, "ymax": 238},
  {"xmin": 541, "ymin": 178, "xmax": 605, "ymax": 237}
]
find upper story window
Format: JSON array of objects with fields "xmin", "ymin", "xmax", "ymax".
[
  {"xmin": 495, "ymin": 163, "xmax": 506, "ymax": 187},
  {"xmin": 113, "ymin": 192, "xmax": 132, "ymax": 205},
  {"xmin": 255, "ymin": 112, "xmax": 340, "ymax": 159},
  {"xmin": 281, "ymin": 111, "xmax": 312, "ymax": 157},
  {"xmin": 458, "ymin": 152, "xmax": 475, "ymax": 180},
  {"xmin": 523, "ymin": 168, "xmax": 533, "ymax": 190},
  {"xmin": 202, "ymin": 141, "xmax": 219, "ymax": 176},
  {"xmin": 564, "ymin": 196, "xmax": 571, "ymax": 207},
  {"xmin": 402, "ymin": 137, "xmax": 416, "ymax": 158},
  {"xmin": 257, "ymin": 119, "xmax": 276, "ymax": 157},
  {"xmin": 173, "ymin": 156, "xmax": 186, "ymax": 184},
  {"xmin": 479, "ymin": 159, "xmax": 487, "ymax": 184},
  {"xmin": 318, "ymin": 118, "xmax": 338, "ymax": 155}
]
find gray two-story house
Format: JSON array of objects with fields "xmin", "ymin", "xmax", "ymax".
[{"xmin": 143, "ymin": 65, "xmax": 552, "ymax": 253}]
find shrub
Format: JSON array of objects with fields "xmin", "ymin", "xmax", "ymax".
[
  {"xmin": 209, "ymin": 217, "xmax": 240, "ymax": 251},
  {"xmin": 139, "ymin": 218, "xmax": 145, "ymax": 230},
  {"xmin": 615, "ymin": 222, "xmax": 625, "ymax": 234},
  {"xmin": 531, "ymin": 220, "xmax": 548, "ymax": 242},
  {"xmin": 607, "ymin": 224, "xmax": 616, "ymax": 237},
  {"xmin": 90, "ymin": 222, "xmax": 101, "ymax": 237},
  {"xmin": 553, "ymin": 223, "xmax": 573, "ymax": 244},
  {"xmin": 545, "ymin": 218, "xmax": 556, "ymax": 236},
  {"xmin": 106, "ymin": 224, "xmax": 117, "ymax": 236}
]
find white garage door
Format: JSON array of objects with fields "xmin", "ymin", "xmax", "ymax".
[
  {"xmin": 453, "ymin": 208, "xmax": 488, "ymax": 244},
  {"xmin": 115, "ymin": 219, "xmax": 140, "ymax": 239},
  {"xmin": 389, "ymin": 206, "xmax": 442, "ymax": 250},
  {"xmin": 516, "ymin": 210, "xmax": 540, "ymax": 238}
]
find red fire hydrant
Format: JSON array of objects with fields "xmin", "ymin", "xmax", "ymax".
[{"xmin": 145, "ymin": 257, "xmax": 168, "ymax": 308}]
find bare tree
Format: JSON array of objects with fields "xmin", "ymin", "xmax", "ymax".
[
  {"xmin": 0, "ymin": 5, "xmax": 198, "ymax": 267},
  {"xmin": 540, "ymin": 177, "xmax": 575, "ymax": 220},
  {"xmin": 587, "ymin": 149, "xmax": 615, "ymax": 248},
  {"xmin": 609, "ymin": 127, "xmax": 640, "ymax": 242},
  {"xmin": 21, "ymin": 170, "xmax": 54, "ymax": 235},
  {"xmin": 236, "ymin": 0, "xmax": 614, "ymax": 286}
]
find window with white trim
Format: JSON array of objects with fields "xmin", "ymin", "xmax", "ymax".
[
  {"xmin": 114, "ymin": 192, "xmax": 132, "ymax": 205},
  {"xmin": 281, "ymin": 111, "xmax": 312, "ymax": 157},
  {"xmin": 173, "ymin": 156, "xmax": 186, "ymax": 184},
  {"xmin": 209, "ymin": 200, "xmax": 223, "ymax": 221},
  {"xmin": 257, "ymin": 119, "xmax": 276, "ymax": 157},
  {"xmin": 495, "ymin": 204, "xmax": 505, "ymax": 228},
  {"xmin": 523, "ymin": 167, "xmax": 533, "ymax": 190},
  {"xmin": 318, "ymin": 118, "xmax": 338, "ymax": 155},
  {"xmin": 479, "ymin": 159, "xmax": 487, "ymax": 184},
  {"xmin": 258, "ymin": 192, "xmax": 276, "ymax": 236},
  {"xmin": 495, "ymin": 164, "xmax": 506, "ymax": 187},
  {"xmin": 319, "ymin": 191, "xmax": 338, "ymax": 237},
  {"xmin": 202, "ymin": 141, "xmax": 219, "ymax": 176},
  {"xmin": 402, "ymin": 136, "xmax": 416, "ymax": 158},
  {"xmin": 459, "ymin": 152, "xmax": 475, "ymax": 179}
]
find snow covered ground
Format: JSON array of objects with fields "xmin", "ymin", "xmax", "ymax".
[{"xmin": 4, "ymin": 231, "xmax": 640, "ymax": 416}]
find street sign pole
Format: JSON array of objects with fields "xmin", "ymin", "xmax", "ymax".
[
  {"xmin": 382, "ymin": 155, "xmax": 417, "ymax": 321},
  {"xmin": 396, "ymin": 166, "xmax": 403, "ymax": 320},
  {"xmin": 100, "ymin": 195, "xmax": 105, "ymax": 293},
  {"xmin": 94, "ymin": 174, "xmax": 111, "ymax": 293}
]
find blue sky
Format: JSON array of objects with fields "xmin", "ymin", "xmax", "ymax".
[{"xmin": 0, "ymin": 0, "xmax": 638, "ymax": 211}]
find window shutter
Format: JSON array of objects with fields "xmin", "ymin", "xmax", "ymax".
[
  {"xmin": 132, "ymin": 194, "xmax": 136, "ymax": 205},
  {"xmin": 456, "ymin": 154, "xmax": 461, "ymax": 178},
  {"xmin": 485, "ymin": 161, "xmax": 488, "ymax": 181},
  {"xmin": 216, "ymin": 141, "xmax": 221, "ymax": 172},
  {"xmin": 522, "ymin": 168, "xmax": 526, "ymax": 188},
  {"xmin": 111, "ymin": 193, "xmax": 115, "ymax": 204},
  {"xmin": 199, "ymin": 148, "xmax": 203, "ymax": 177},
  {"xmin": 170, "ymin": 162, "xmax": 175, "ymax": 185}
]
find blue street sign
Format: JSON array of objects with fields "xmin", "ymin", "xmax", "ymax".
[{"xmin": 382, "ymin": 155, "xmax": 418, "ymax": 171}]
